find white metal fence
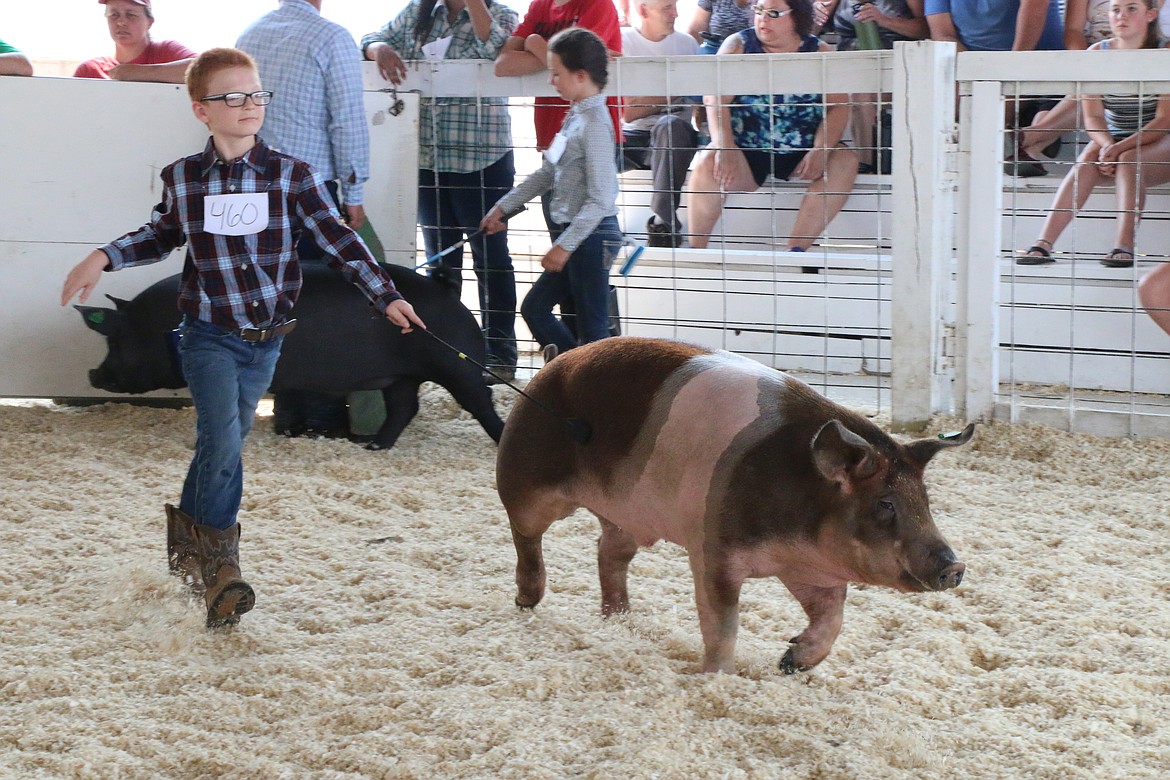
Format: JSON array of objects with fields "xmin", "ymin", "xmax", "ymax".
[
  {"xmin": 955, "ymin": 49, "xmax": 1170, "ymax": 438},
  {"xmin": 9, "ymin": 45, "xmax": 1170, "ymax": 439}
]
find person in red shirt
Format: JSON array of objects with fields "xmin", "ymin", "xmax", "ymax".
[
  {"xmin": 496, "ymin": 0, "xmax": 623, "ymax": 151},
  {"xmin": 495, "ymin": 0, "xmax": 623, "ymax": 240},
  {"xmin": 74, "ymin": 0, "xmax": 196, "ymax": 83}
]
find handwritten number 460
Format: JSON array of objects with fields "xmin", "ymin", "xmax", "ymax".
[{"xmin": 208, "ymin": 200, "xmax": 260, "ymax": 230}]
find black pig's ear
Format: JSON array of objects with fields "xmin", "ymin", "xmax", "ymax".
[
  {"xmin": 904, "ymin": 423, "xmax": 976, "ymax": 467},
  {"xmin": 105, "ymin": 294, "xmax": 130, "ymax": 311},
  {"xmin": 812, "ymin": 420, "xmax": 879, "ymax": 486},
  {"xmin": 75, "ymin": 305, "xmax": 125, "ymax": 337}
]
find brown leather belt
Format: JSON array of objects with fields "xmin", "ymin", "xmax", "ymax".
[{"xmin": 237, "ymin": 319, "xmax": 297, "ymax": 343}]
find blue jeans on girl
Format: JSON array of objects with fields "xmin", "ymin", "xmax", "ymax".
[
  {"xmin": 178, "ymin": 318, "xmax": 283, "ymax": 530},
  {"xmin": 521, "ymin": 215, "xmax": 622, "ymax": 353}
]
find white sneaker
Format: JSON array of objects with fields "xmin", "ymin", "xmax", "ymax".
[{"xmin": 542, "ymin": 343, "xmax": 559, "ymax": 365}]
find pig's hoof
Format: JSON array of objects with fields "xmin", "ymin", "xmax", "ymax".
[
  {"xmin": 779, "ymin": 647, "xmax": 809, "ymax": 675},
  {"xmin": 514, "ymin": 599, "xmax": 537, "ymax": 611},
  {"xmin": 364, "ymin": 441, "xmax": 387, "ymax": 451}
]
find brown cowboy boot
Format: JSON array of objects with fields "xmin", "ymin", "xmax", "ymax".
[
  {"xmin": 192, "ymin": 522, "xmax": 255, "ymax": 628},
  {"xmin": 165, "ymin": 504, "xmax": 205, "ymax": 595}
]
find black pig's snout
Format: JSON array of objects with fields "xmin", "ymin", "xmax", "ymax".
[{"xmin": 937, "ymin": 561, "xmax": 966, "ymax": 590}]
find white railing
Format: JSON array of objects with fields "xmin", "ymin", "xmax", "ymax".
[
  {"xmin": 10, "ymin": 46, "xmax": 1170, "ymax": 438},
  {"xmin": 383, "ymin": 46, "xmax": 952, "ymax": 430},
  {"xmin": 955, "ymin": 50, "xmax": 1170, "ymax": 437}
]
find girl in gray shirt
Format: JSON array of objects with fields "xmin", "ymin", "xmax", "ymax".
[{"xmin": 482, "ymin": 28, "xmax": 621, "ymax": 353}]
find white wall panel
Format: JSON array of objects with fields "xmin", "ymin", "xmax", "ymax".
[{"xmin": 0, "ymin": 75, "xmax": 417, "ymax": 398}]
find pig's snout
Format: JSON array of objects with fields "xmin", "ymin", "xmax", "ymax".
[{"xmin": 937, "ymin": 561, "xmax": 965, "ymax": 590}]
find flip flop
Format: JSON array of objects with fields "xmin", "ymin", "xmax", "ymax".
[
  {"xmin": 1016, "ymin": 243, "xmax": 1054, "ymax": 265},
  {"xmin": 1101, "ymin": 248, "xmax": 1134, "ymax": 268}
]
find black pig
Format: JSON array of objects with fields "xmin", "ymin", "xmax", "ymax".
[{"xmin": 76, "ymin": 263, "xmax": 505, "ymax": 449}]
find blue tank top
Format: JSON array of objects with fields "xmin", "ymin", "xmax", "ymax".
[{"xmin": 728, "ymin": 30, "xmax": 824, "ymax": 151}]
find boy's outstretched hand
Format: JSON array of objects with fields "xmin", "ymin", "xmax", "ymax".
[
  {"xmin": 61, "ymin": 250, "xmax": 110, "ymax": 306},
  {"xmin": 385, "ymin": 299, "xmax": 426, "ymax": 333}
]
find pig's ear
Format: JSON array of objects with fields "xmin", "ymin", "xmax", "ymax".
[
  {"xmin": 812, "ymin": 420, "xmax": 878, "ymax": 486},
  {"xmin": 75, "ymin": 305, "xmax": 124, "ymax": 337},
  {"xmin": 904, "ymin": 422, "xmax": 976, "ymax": 467},
  {"xmin": 105, "ymin": 294, "xmax": 130, "ymax": 311}
]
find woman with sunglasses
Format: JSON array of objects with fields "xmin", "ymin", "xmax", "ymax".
[
  {"xmin": 684, "ymin": 0, "xmax": 859, "ymax": 251},
  {"xmin": 74, "ymin": 0, "xmax": 196, "ymax": 83}
]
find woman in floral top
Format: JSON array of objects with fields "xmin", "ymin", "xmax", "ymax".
[
  {"xmin": 684, "ymin": 0, "xmax": 858, "ymax": 251},
  {"xmin": 362, "ymin": 0, "xmax": 521, "ymax": 380}
]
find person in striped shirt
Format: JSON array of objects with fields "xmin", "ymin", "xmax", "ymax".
[
  {"xmin": 1016, "ymin": 0, "xmax": 1170, "ymax": 269},
  {"xmin": 60, "ymin": 48, "xmax": 425, "ymax": 630}
]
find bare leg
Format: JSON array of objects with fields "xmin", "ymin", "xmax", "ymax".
[
  {"xmin": 778, "ymin": 582, "xmax": 848, "ymax": 673},
  {"xmin": 788, "ymin": 147, "xmax": 859, "ymax": 251},
  {"xmin": 1112, "ymin": 140, "xmax": 1170, "ymax": 251},
  {"xmin": 597, "ymin": 516, "xmax": 639, "ymax": 615},
  {"xmin": 1020, "ymin": 96, "xmax": 1078, "ymax": 159},
  {"xmin": 1139, "ymin": 262, "xmax": 1170, "ymax": 338},
  {"xmin": 1032, "ymin": 145, "xmax": 1107, "ymax": 249},
  {"xmin": 684, "ymin": 148, "xmax": 759, "ymax": 249}
]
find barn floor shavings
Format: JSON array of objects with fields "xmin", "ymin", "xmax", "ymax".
[{"xmin": 1, "ymin": 385, "xmax": 1167, "ymax": 778}]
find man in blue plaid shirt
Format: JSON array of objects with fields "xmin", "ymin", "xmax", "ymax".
[{"xmin": 238, "ymin": 0, "xmax": 373, "ymax": 434}]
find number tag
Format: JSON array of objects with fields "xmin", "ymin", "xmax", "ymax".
[
  {"xmin": 203, "ymin": 192, "xmax": 269, "ymax": 236},
  {"xmin": 544, "ymin": 133, "xmax": 567, "ymax": 165}
]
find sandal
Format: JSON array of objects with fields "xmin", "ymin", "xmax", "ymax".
[
  {"xmin": 1101, "ymin": 248, "xmax": 1134, "ymax": 268},
  {"xmin": 1017, "ymin": 239, "xmax": 1055, "ymax": 265}
]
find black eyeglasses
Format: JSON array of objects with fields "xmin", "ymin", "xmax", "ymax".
[
  {"xmin": 752, "ymin": 4, "xmax": 794, "ymax": 17},
  {"xmin": 201, "ymin": 91, "xmax": 273, "ymax": 107}
]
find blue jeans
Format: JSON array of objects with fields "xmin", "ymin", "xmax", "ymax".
[
  {"xmin": 419, "ymin": 152, "xmax": 518, "ymax": 368},
  {"xmin": 178, "ymin": 318, "xmax": 283, "ymax": 530},
  {"xmin": 522, "ymin": 215, "xmax": 621, "ymax": 352}
]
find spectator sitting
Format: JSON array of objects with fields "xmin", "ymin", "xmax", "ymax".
[
  {"xmin": 688, "ymin": 0, "xmax": 754, "ymax": 53},
  {"xmin": 0, "ymin": 37, "xmax": 34, "ymax": 76},
  {"xmin": 621, "ymin": 0, "xmax": 701, "ymax": 248},
  {"xmin": 1016, "ymin": 0, "xmax": 1170, "ymax": 269},
  {"xmin": 925, "ymin": 0, "xmax": 1063, "ymax": 53},
  {"xmin": 684, "ymin": 0, "xmax": 859, "ymax": 251},
  {"xmin": 926, "ymin": 0, "xmax": 1064, "ymax": 176},
  {"xmin": 1014, "ymin": 0, "xmax": 1170, "ymax": 176},
  {"xmin": 74, "ymin": 0, "xmax": 195, "ymax": 83},
  {"xmin": 815, "ymin": 0, "xmax": 928, "ymax": 174}
]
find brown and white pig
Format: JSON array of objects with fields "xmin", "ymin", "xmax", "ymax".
[{"xmin": 496, "ymin": 337, "xmax": 973, "ymax": 674}]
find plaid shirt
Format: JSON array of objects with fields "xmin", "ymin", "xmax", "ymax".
[
  {"xmin": 101, "ymin": 137, "xmax": 402, "ymax": 332},
  {"xmin": 237, "ymin": 0, "xmax": 370, "ymax": 204},
  {"xmin": 361, "ymin": 0, "xmax": 517, "ymax": 173}
]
